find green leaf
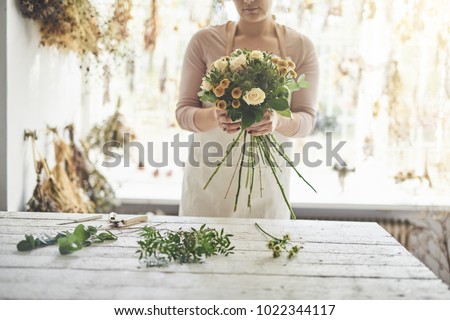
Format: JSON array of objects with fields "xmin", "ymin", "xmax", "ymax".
[
  {"xmin": 252, "ymin": 107, "xmax": 264, "ymax": 123},
  {"xmin": 241, "ymin": 111, "xmax": 256, "ymax": 130},
  {"xmin": 97, "ymin": 231, "xmax": 118, "ymax": 241},
  {"xmin": 287, "ymin": 82, "xmax": 300, "ymax": 92},
  {"xmin": 267, "ymin": 98, "xmax": 289, "ymax": 111},
  {"xmin": 199, "ymin": 91, "xmax": 216, "ymax": 103},
  {"xmin": 58, "ymin": 232, "xmax": 82, "ymax": 255},
  {"xmin": 299, "ymin": 79, "xmax": 310, "ymax": 88},
  {"xmin": 17, "ymin": 239, "xmax": 34, "ymax": 251},
  {"xmin": 73, "ymin": 224, "xmax": 91, "ymax": 243},
  {"xmin": 276, "ymin": 108, "xmax": 293, "ymax": 119}
]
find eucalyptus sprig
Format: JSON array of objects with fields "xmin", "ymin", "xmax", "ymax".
[
  {"xmin": 255, "ymin": 222, "xmax": 302, "ymax": 259},
  {"xmin": 16, "ymin": 224, "xmax": 117, "ymax": 255},
  {"xmin": 136, "ymin": 224, "xmax": 235, "ymax": 267}
]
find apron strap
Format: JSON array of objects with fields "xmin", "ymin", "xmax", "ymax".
[{"xmin": 226, "ymin": 19, "xmax": 287, "ymax": 58}]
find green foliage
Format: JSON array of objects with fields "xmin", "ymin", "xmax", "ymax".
[
  {"xmin": 16, "ymin": 224, "xmax": 117, "ymax": 255},
  {"xmin": 136, "ymin": 224, "xmax": 235, "ymax": 267},
  {"xmin": 255, "ymin": 223, "xmax": 302, "ymax": 259}
]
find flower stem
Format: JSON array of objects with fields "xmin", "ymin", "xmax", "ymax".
[
  {"xmin": 260, "ymin": 137, "xmax": 296, "ymax": 219},
  {"xmin": 204, "ymin": 129, "xmax": 244, "ymax": 189},
  {"xmin": 255, "ymin": 222, "xmax": 280, "ymax": 241},
  {"xmin": 234, "ymin": 131, "xmax": 247, "ymax": 212},
  {"xmin": 266, "ymin": 134, "xmax": 316, "ymax": 193}
]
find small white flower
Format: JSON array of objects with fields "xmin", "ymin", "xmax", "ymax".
[
  {"xmin": 250, "ymin": 50, "xmax": 264, "ymax": 60},
  {"xmin": 230, "ymin": 54, "xmax": 247, "ymax": 73},
  {"xmin": 243, "ymin": 88, "xmax": 266, "ymax": 105},
  {"xmin": 200, "ymin": 78, "xmax": 213, "ymax": 91},
  {"xmin": 213, "ymin": 58, "xmax": 229, "ymax": 74}
]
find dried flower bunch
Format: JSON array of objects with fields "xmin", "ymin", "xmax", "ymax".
[
  {"xmin": 100, "ymin": 0, "xmax": 133, "ymax": 54},
  {"xmin": 26, "ymin": 125, "xmax": 116, "ymax": 213},
  {"xmin": 18, "ymin": 0, "xmax": 100, "ymax": 55},
  {"xmin": 83, "ymin": 99, "xmax": 137, "ymax": 156},
  {"xmin": 144, "ymin": 0, "xmax": 159, "ymax": 51}
]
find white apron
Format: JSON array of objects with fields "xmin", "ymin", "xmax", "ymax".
[{"xmin": 180, "ymin": 22, "xmax": 293, "ymax": 219}]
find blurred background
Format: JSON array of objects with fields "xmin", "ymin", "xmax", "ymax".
[{"xmin": 1, "ymin": 0, "xmax": 449, "ymax": 282}]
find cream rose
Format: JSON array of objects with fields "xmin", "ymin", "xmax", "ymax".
[
  {"xmin": 250, "ymin": 50, "xmax": 264, "ymax": 60},
  {"xmin": 230, "ymin": 54, "xmax": 247, "ymax": 72},
  {"xmin": 213, "ymin": 58, "xmax": 229, "ymax": 74},
  {"xmin": 243, "ymin": 88, "xmax": 266, "ymax": 106},
  {"xmin": 200, "ymin": 78, "xmax": 213, "ymax": 91}
]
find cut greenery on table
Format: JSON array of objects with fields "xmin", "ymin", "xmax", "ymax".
[
  {"xmin": 137, "ymin": 224, "xmax": 235, "ymax": 267},
  {"xmin": 255, "ymin": 223, "xmax": 301, "ymax": 258},
  {"xmin": 16, "ymin": 224, "xmax": 117, "ymax": 255}
]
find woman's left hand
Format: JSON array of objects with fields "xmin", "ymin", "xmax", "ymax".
[{"xmin": 246, "ymin": 110, "xmax": 279, "ymax": 136}]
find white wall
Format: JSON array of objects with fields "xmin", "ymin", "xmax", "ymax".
[
  {"xmin": 6, "ymin": 0, "xmax": 84, "ymax": 211},
  {"xmin": 0, "ymin": 0, "xmax": 7, "ymax": 211}
]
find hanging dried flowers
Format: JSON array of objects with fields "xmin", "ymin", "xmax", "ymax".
[
  {"xmin": 18, "ymin": 0, "xmax": 101, "ymax": 56},
  {"xmin": 144, "ymin": 0, "xmax": 159, "ymax": 52},
  {"xmin": 100, "ymin": 0, "xmax": 133, "ymax": 54},
  {"xmin": 84, "ymin": 98, "xmax": 137, "ymax": 156},
  {"xmin": 25, "ymin": 131, "xmax": 90, "ymax": 213},
  {"xmin": 65, "ymin": 125, "xmax": 116, "ymax": 213}
]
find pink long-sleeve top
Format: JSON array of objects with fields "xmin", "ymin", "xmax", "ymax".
[{"xmin": 176, "ymin": 22, "xmax": 319, "ymax": 137}]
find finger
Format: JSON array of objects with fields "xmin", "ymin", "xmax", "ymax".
[{"xmin": 225, "ymin": 122, "xmax": 241, "ymax": 131}]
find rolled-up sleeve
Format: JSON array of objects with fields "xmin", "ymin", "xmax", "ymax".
[{"xmin": 175, "ymin": 32, "xmax": 207, "ymax": 132}]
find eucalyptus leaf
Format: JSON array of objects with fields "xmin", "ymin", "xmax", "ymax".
[
  {"xmin": 16, "ymin": 224, "xmax": 117, "ymax": 255},
  {"xmin": 58, "ymin": 233, "xmax": 83, "ymax": 255},
  {"xmin": 73, "ymin": 224, "xmax": 91, "ymax": 243},
  {"xmin": 97, "ymin": 231, "xmax": 118, "ymax": 241},
  {"xmin": 17, "ymin": 239, "xmax": 34, "ymax": 252}
]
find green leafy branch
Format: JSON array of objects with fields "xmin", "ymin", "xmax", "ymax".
[
  {"xmin": 255, "ymin": 222, "xmax": 302, "ymax": 258},
  {"xmin": 16, "ymin": 224, "xmax": 117, "ymax": 255},
  {"xmin": 136, "ymin": 224, "xmax": 235, "ymax": 267}
]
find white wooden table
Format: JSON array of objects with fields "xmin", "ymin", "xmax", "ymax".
[{"xmin": 1, "ymin": 211, "xmax": 449, "ymax": 299}]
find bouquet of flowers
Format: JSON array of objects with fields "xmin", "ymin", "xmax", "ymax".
[{"xmin": 198, "ymin": 49, "xmax": 316, "ymax": 219}]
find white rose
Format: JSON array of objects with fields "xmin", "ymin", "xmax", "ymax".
[
  {"xmin": 200, "ymin": 78, "xmax": 213, "ymax": 91},
  {"xmin": 250, "ymin": 50, "xmax": 264, "ymax": 60},
  {"xmin": 213, "ymin": 58, "xmax": 229, "ymax": 74},
  {"xmin": 243, "ymin": 88, "xmax": 266, "ymax": 106},
  {"xmin": 230, "ymin": 54, "xmax": 247, "ymax": 72}
]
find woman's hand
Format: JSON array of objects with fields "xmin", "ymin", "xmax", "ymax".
[
  {"xmin": 246, "ymin": 110, "xmax": 279, "ymax": 136},
  {"xmin": 216, "ymin": 110, "xmax": 241, "ymax": 134}
]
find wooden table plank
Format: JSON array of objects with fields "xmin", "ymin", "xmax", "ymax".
[
  {"xmin": 0, "ymin": 211, "xmax": 449, "ymax": 299},
  {"xmin": 0, "ymin": 268, "xmax": 449, "ymax": 299}
]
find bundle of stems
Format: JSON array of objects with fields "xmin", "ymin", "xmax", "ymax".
[{"xmin": 204, "ymin": 131, "xmax": 316, "ymax": 219}]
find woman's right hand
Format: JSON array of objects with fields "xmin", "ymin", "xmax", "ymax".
[{"xmin": 216, "ymin": 110, "xmax": 241, "ymax": 134}]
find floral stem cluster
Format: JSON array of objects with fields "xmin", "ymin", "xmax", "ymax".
[{"xmin": 255, "ymin": 222, "xmax": 302, "ymax": 259}]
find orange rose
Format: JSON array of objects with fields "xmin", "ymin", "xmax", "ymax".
[
  {"xmin": 215, "ymin": 100, "xmax": 227, "ymax": 110},
  {"xmin": 277, "ymin": 60, "xmax": 289, "ymax": 68},
  {"xmin": 231, "ymin": 87, "xmax": 242, "ymax": 99},
  {"xmin": 290, "ymin": 70, "xmax": 298, "ymax": 78},
  {"xmin": 278, "ymin": 66, "xmax": 289, "ymax": 75},
  {"xmin": 220, "ymin": 79, "xmax": 230, "ymax": 89},
  {"xmin": 287, "ymin": 60, "xmax": 295, "ymax": 69},
  {"xmin": 213, "ymin": 85, "xmax": 225, "ymax": 97}
]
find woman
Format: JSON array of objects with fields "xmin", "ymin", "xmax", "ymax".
[{"xmin": 176, "ymin": 0, "xmax": 319, "ymax": 219}]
